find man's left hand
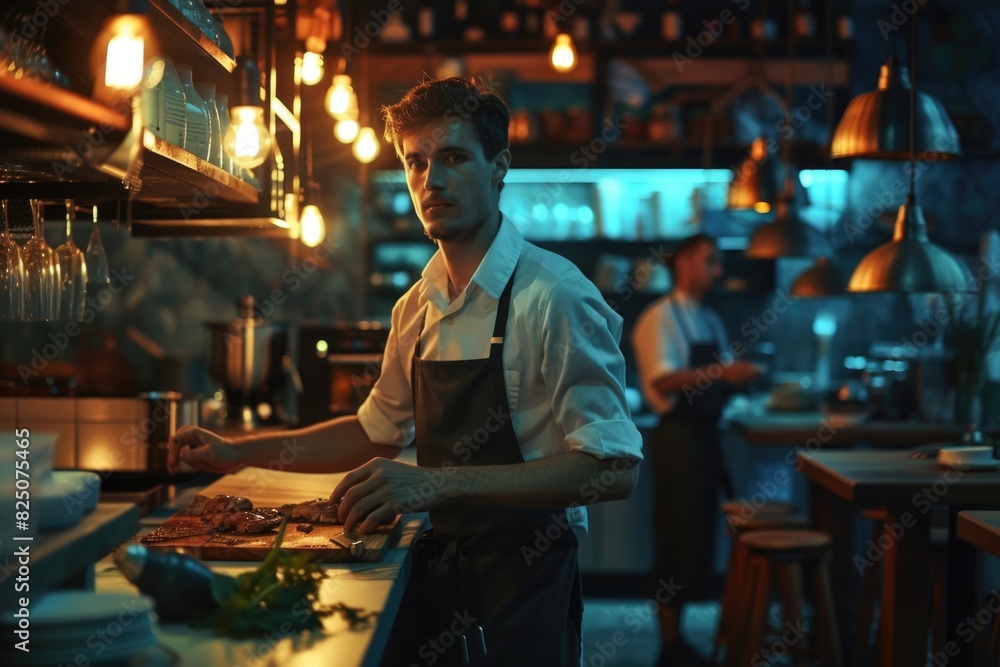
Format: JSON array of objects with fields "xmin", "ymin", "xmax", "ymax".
[{"xmin": 331, "ymin": 458, "xmax": 449, "ymax": 534}]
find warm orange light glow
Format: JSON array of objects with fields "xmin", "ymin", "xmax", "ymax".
[
  {"xmin": 550, "ymin": 34, "xmax": 577, "ymax": 74},
  {"xmin": 753, "ymin": 202, "xmax": 772, "ymax": 214},
  {"xmin": 353, "ymin": 127, "xmax": 380, "ymax": 163}
]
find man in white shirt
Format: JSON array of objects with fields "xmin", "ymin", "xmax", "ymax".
[
  {"xmin": 168, "ymin": 77, "xmax": 643, "ymax": 666},
  {"xmin": 632, "ymin": 234, "xmax": 759, "ymax": 667}
]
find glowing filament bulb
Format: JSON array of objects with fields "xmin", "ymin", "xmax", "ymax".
[
  {"xmin": 550, "ymin": 34, "xmax": 577, "ymax": 74},
  {"xmin": 105, "ymin": 33, "xmax": 144, "ymax": 89},
  {"xmin": 353, "ymin": 127, "xmax": 380, "ymax": 163},
  {"xmin": 300, "ymin": 51, "xmax": 324, "ymax": 86},
  {"xmin": 223, "ymin": 106, "xmax": 273, "ymax": 168},
  {"xmin": 299, "ymin": 205, "xmax": 325, "ymax": 247}
]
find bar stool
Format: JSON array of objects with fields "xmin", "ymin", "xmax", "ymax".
[
  {"xmin": 713, "ymin": 502, "xmax": 807, "ymax": 665},
  {"xmin": 852, "ymin": 507, "xmax": 949, "ymax": 667},
  {"xmin": 726, "ymin": 529, "xmax": 842, "ymax": 667}
]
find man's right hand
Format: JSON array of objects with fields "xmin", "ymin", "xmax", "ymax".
[
  {"xmin": 720, "ymin": 360, "xmax": 762, "ymax": 386},
  {"xmin": 167, "ymin": 426, "xmax": 244, "ymax": 475}
]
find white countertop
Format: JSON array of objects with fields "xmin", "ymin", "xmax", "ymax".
[{"xmin": 94, "ymin": 465, "xmax": 425, "ymax": 667}]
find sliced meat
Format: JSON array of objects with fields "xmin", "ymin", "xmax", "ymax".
[
  {"xmin": 295, "ymin": 524, "xmax": 314, "ymax": 534},
  {"xmin": 203, "ymin": 494, "xmax": 253, "ymax": 515},
  {"xmin": 185, "ymin": 494, "xmax": 211, "ymax": 516},
  {"xmin": 274, "ymin": 498, "xmax": 341, "ymax": 524},
  {"xmin": 201, "ymin": 508, "xmax": 283, "ymax": 534}
]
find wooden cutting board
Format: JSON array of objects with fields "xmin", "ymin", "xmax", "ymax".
[{"xmin": 142, "ymin": 469, "xmax": 402, "ymax": 563}]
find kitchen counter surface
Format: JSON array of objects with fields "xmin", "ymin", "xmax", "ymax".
[
  {"xmin": 727, "ymin": 409, "xmax": 999, "ymax": 445},
  {"xmin": 94, "ymin": 463, "xmax": 424, "ymax": 667}
]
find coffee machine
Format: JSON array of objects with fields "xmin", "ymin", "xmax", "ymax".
[{"xmin": 205, "ymin": 296, "xmax": 301, "ymax": 430}]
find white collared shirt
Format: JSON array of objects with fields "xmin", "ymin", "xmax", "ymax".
[
  {"xmin": 632, "ymin": 291, "xmax": 730, "ymax": 415},
  {"xmin": 357, "ymin": 214, "xmax": 644, "ymax": 536}
]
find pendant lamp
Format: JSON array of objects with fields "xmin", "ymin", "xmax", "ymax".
[
  {"xmin": 746, "ymin": 179, "xmax": 831, "ymax": 258},
  {"xmin": 727, "ymin": 137, "xmax": 782, "ymax": 213},
  {"xmin": 831, "ymin": 55, "xmax": 960, "ymax": 160},
  {"xmin": 791, "ymin": 257, "xmax": 843, "ymax": 297},
  {"xmin": 846, "ymin": 11, "xmax": 968, "ymax": 294}
]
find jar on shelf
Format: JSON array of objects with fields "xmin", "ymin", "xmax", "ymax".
[
  {"xmin": 176, "ymin": 66, "xmax": 210, "ymax": 160},
  {"xmin": 141, "ymin": 56, "xmax": 186, "ymax": 148},
  {"xmin": 194, "ymin": 82, "xmax": 223, "ymax": 168}
]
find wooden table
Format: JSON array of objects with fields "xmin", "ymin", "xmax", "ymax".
[
  {"xmin": 730, "ymin": 411, "xmax": 1000, "ymax": 446},
  {"xmin": 956, "ymin": 512, "xmax": 1000, "ymax": 664},
  {"xmin": 796, "ymin": 451, "xmax": 1000, "ymax": 667}
]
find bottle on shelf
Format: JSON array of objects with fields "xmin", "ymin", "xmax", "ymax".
[
  {"xmin": 141, "ymin": 56, "xmax": 186, "ymax": 148},
  {"xmin": 176, "ymin": 66, "xmax": 210, "ymax": 161},
  {"xmin": 662, "ymin": 0, "xmax": 683, "ymax": 41},
  {"xmin": 194, "ymin": 82, "xmax": 223, "ymax": 168}
]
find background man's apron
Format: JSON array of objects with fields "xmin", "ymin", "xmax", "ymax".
[
  {"xmin": 650, "ymin": 298, "xmax": 733, "ymax": 604},
  {"xmin": 385, "ymin": 267, "xmax": 583, "ymax": 666}
]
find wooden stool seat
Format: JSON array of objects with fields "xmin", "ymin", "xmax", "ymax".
[
  {"xmin": 738, "ymin": 528, "xmax": 832, "ymax": 552},
  {"xmin": 720, "ymin": 500, "xmax": 798, "ymax": 517},
  {"xmin": 726, "ymin": 512, "xmax": 809, "ymax": 535}
]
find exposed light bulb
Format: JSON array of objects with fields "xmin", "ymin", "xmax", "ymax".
[
  {"xmin": 223, "ymin": 106, "xmax": 273, "ymax": 169},
  {"xmin": 753, "ymin": 202, "xmax": 772, "ymax": 214},
  {"xmin": 550, "ymin": 34, "xmax": 577, "ymax": 74},
  {"xmin": 299, "ymin": 205, "xmax": 326, "ymax": 248},
  {"xmin": 334, "ymin": 118, "xmax": 359, "ymax": 143},
  {"xmin": 105, "ymin": 32, "xmax": 144, "ymax": 89},
  {"xmin": 325, "ymin": 75, "xmax": 355, "ymax": 118},
  {"xmin": 353, "ymin": 127, "xmax": 380, "ymax": 163},
  {"xmin": 300, "ymin": 51, "xmax": 324, "ymax": 86}
]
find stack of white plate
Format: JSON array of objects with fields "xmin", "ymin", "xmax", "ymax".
[{"xmin": 0, "ymin": 592, "xmax": 158, "ymax": 665}]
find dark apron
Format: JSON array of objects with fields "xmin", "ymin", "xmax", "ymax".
[
  {"xmin": 385, "ymin": 266, "xmax": 583, "ymax": 667},
  {"xmin": 649, "ymin": 298, "xmax": 732, "ymax": 603}
]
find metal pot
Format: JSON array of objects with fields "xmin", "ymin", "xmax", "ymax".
[
  {"xmin": 205, "ymin": 296, "xmax": 287, "ymax": 428},
  {"xmin": 136, "ymin": 391, "xmax": 201, "ymax": 473}
]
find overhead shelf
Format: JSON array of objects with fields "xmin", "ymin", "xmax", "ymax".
[
  {"xmin": 143, "ymin": 0, "xmax": 236, "ymax": 77},
  {"xmin": 0, "ymin": 75, "xmax": 130, "ymax": 147},
  {"xmin": 135, "ymin": 132, "xmax": 259, "ymax": 205}
]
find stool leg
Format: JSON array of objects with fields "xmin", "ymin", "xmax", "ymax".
[
  {"xmin": 736, "ymin": 555, "xmax": 772, "ymax": 667},
  {"xmin": 932, "ymin": 552, "xmax": 946, "ymax": 658},
  {"xmin": 714, "ymin": 535, "xmax": 750, "ymax": 665},
  {"xmin": 852, "ymin": 523, "xmax": 882, "ymax": 667},
  {"xmin": 814, "ymin": 555, "xmax": 844, "ymax": 667},
  {"xmin": 775, "ymin": 561, "xmax": 811, "ymax": 664}
]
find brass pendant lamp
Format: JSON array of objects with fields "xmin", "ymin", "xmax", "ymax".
[
  {"xmin": 831, "ymin": 56, "xmax": 960, "ymax": 160},
  {"xmin": 791, "ymin": 257, "xmax": 843, "ymax": 297},
  {"xmin": 846, "ymin": 10, "xmax": 968, "ymax": 294},
  {"xmin": 727, "ymin": 137, "xmax": 782, "ymax": 213},
  {"xmin": 746, "ymin": 178, "xmax": 832, "ymax": 258}
]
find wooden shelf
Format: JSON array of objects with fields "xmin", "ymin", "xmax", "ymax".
[
  {"xmin": 135, "ymin": 133, "xmax": 259, "ymax": 205},
  {"xmin": 0, "ymin": 74, "xmax": 130, "ymax": 147},
  {"xmin": 145, "ymin": 0, "xmax": 236, "ymax": 77}
]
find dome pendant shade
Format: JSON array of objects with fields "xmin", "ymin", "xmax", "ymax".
[
  {"xmin": 847, "ymin": 196, "xmax": 969, "ymax": 293},
  {"xmin": 831, "ymin": 57, "xmax": 960, "ymax": 160},
  {"xmin": 745, "ymin": 198, "xmax": 831, "ymax": 259},
  {"xmin": 791, "ymin": 257, "xmax": 842, "ymax": 297}
]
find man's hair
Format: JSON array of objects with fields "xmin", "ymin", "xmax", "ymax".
[
  {"xmin": 665, "ymin": 233, "xmax": 716, "ymax": 273},
  {"xmin": 381, "ymin": 77, "xmax": 510, "ymax": 190}
]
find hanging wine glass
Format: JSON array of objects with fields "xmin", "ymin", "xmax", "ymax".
[
  {"xmin": 22, "ymin": 200, "xmax": 61, "ymax": 321},
  {"xmin": 55, "ymin": 200, "xmax": 87, "ymax": 321},
  {"xmin": 0, "ymin": 201, "xmax": 25, "ymax": 321},
  {"xmin": 86, "ymin": 205, "xmax": 110, "ymax": 285}
]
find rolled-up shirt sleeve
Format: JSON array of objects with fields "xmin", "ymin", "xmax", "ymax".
[
  {"xmin": 356, "ymin": 301, "xmax": 416, "ymax": 447},
  {"xmin": 539, "ymin": 278, "xmax": 644, "ymax": 461}
]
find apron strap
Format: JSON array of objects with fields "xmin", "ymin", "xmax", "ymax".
[{"xmin": 489, "ymin": 264, "xmax": 517, "ymax": 360}]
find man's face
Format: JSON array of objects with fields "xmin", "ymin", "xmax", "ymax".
[
  {"xmin": 400, "ymin": 119, "xmax": 510, "ymax": 243},
  {"xmin": 677, "ymin": 241, "xmax": 723, "ymax": 293}
]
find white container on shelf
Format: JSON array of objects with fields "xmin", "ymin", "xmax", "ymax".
[
  {"xmin": 141, "ymin": 56, "xmax": 186, "ymax": 147},
  {"xmin": 194, "ymin": 82, "xmax": 223, "ymax": 168},
  {"xmin": 176, "ymin": 66, "xmax": 209, "ymax": 160}
]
